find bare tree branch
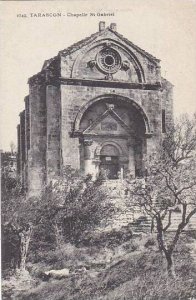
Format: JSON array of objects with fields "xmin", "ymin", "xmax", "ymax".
[{"xmin": 163, "ymin": 210, "xmax": 172, "ymax": 232}]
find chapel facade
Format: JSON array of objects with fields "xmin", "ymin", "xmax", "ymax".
[{"xmin": 17, "ymin": 22, "xmax": 173, "ymax": 196}]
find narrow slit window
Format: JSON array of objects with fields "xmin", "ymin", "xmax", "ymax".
[{"xmin": 162, "ymin": 109, "xmax": 166, "ymax": 133}]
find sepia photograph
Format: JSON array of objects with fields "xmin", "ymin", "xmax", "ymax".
[{"xmin": 1, "ymin": 0, "xmax": 196, "ymax": 299}]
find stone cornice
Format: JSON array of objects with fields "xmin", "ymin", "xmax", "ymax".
[
  {"xmin": 71, "ymin": 131, "xmax": 130, "ymax": 139},
  {"xmin": 83, "ymin": 133, "xmax": 129, "ymax": 139},
  {"xmin": 28, "ymin": 72, "xmax": 161, "ymax": 91},
  {"xmin": 59, "ymin": 77, "xmax": 162, "ymax": 90}
]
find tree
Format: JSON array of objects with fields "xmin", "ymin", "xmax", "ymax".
[
  {"xmin": 1, "ymin": 166, "xmax": 111, "ymax": 273},
  {"xmin": 127, "ymin": 114, "xmax": 196, "ymax": 276},
  {"xmin": 1, "ymin": 168, "xmax": 33, "ymax": 273}
]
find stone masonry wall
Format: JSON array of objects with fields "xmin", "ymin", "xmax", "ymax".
[
  {"xmin": 25, "ymin": 96, "xmax": 30, "ymax": 162},
  {"xmin": 60, "ymin": 83, "xmax": 166, "ymax": 167},
  {"xmin": 19, "ymin": 110, "xmax": 26, "ymax": 187},
  {"xmin": 28, "ymin": 84, "xmax": 47, "ymax": 197},
  {"xmin": 161, "ymin": 78, "xmax": 174, "ymax": 130},
  {"xmin": 17, "ymin": 124, "xmax": 21, "ymax": 175},
  {"xmin": 46, "ymin": 85, "xmax": 61, "ymax": 183}
]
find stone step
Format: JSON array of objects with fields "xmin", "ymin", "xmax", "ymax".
[{"xmin": 99, "ymin": 181, "xmax": 196, "ymax": 234}]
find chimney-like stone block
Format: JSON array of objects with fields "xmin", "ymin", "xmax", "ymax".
[
  {"xmin": 99, "ymin": 21, "xmax": 105, "ymax": 31},
  {"xmin": 110, "ymin": 23, "xmax": 117, "ymax": 31}
]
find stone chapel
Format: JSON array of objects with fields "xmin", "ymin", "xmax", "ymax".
[{"xmin": 17, "ymin": 22, "xmax": 173, "ymax": 197}]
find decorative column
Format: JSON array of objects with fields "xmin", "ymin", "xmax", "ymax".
[
  {"xmin": 83, "ymin": 139, "xmax": 94, "ymax": 177},
  {"xmin": 120, "ymin": 166, "xmax": 124, "ymax": 181},
  {"xmin": 93, "ymin": 158, "xmax": 101, "ymax": 179},
  {"xmin": 128, "ymin": 139, "xmax": 135, "ymax": 177},
  {"xmin": 145, "ymin": 133, "xmax": 154, "ymax": 158}
]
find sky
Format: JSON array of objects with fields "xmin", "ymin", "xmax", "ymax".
[{"xmin": 0, "ymin": 0, "xmax": 196, "ymax": 151}]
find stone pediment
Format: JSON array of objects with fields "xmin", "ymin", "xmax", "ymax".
[
  {"xmin": 37, "ymin": 23, "xmax": 161, "ymax": 85},
  {"xmin": 83, "ymin": 107, "xmax": 131, "ymax": 136},
  {"xmin": 58, "ymin": 26, "xmax": 159, "ymax": 64},
  {"xmin": 67, "ymin": 24, "xmax": 161, "ymax": 83}
]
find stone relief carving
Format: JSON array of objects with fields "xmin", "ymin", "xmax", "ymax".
[{"xmin": 101, "ymin": 122, "xmax": 118, "ymax": 131}]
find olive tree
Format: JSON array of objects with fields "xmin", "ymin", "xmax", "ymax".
[{"xmin": 128, "ymin": 114, "xmax": 196, "ymax": 276}]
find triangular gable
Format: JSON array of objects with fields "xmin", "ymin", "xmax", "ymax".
[
  {"xmin": 42, "ymin": 26, "xmax": 159, "ymax": 71},
  {"xmin": 83, "ymin": 108, "xmax": 131, "ymax": 135},
  {"xmin": 59, "ymin": 27, "xmax": 159, "ymax": 62}
]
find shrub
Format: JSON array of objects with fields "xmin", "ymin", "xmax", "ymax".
[
  {"xmin": 144, "ymin": 237, "xmax": 156, "ymax": 248},
  {"xmin": 79, "ymin": 226, "xmax": 133, "ymax": 248}
]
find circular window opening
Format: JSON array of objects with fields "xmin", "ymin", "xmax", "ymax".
[
  {"xmin": 105, "ymin": 55, "xmax": 114, "ymax": 66},
  {"xmin": 96, "ymin": 47, "xmax": 121, "ymax": 74}
]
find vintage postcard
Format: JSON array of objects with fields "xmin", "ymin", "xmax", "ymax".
[{"xmin": 1, "ymin": 0, "xmax": 196, "ymax": 299}]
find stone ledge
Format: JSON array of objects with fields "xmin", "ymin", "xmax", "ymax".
[{"xmin": 59, "ymin": 77, "xmax": 162, "ymax": 90}]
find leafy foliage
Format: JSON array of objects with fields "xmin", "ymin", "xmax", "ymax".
[
  {"xmin": 29, "ymin": 166, "xmax": 111, "ymax": 248},
  {"xmin": 2, "ymin": 165, "xmax": 111, "ymax": 271}
]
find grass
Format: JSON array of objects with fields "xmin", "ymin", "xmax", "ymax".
[{"xmin": 6, "ymin": 233, "xmax": 195, "ymax": 300}]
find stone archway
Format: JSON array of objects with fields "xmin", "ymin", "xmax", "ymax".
[
  {"xmin": 76, "ymin": 95, "xmax": 152, "ymax": 179},
  {"xmin": 74, "ymin": 94, "xmax": 152, "ymax": 135}
]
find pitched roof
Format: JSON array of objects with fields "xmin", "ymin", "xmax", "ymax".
[
  {"xmin": 113, "ymin": 30, "xmax": 160, "ymax": 63},
  {"xmin": 42, "ymin": 26, "xmax": 160, "ymax": 70}
]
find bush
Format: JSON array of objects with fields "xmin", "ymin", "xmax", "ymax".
[
  {"xmin": 79, "ymin": 226, "xmax": 133, "ymax": 248},
  {"xmin": 144, "ymin": 237, "xmax": 156, "ymax": 248},
  {"xmin": 122, "ymin": 242, "xmax": 139, "ymax": 252},
  {"xmin": 103, "ymin": 271, "xmax": 196, "ymax": 300}
]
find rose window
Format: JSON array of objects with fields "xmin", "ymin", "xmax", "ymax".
[{"xmin": 96, "ymin": 48, "xmax": 121, "ymax": 74}]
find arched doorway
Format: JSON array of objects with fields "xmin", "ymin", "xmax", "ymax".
[
  {"xmin": 75, "ymin": 94, "xmax": 152, "ymax": 179},
  {"xmin": 99, "ymin": 144, "xmax": 120, "ymax": 179}
]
